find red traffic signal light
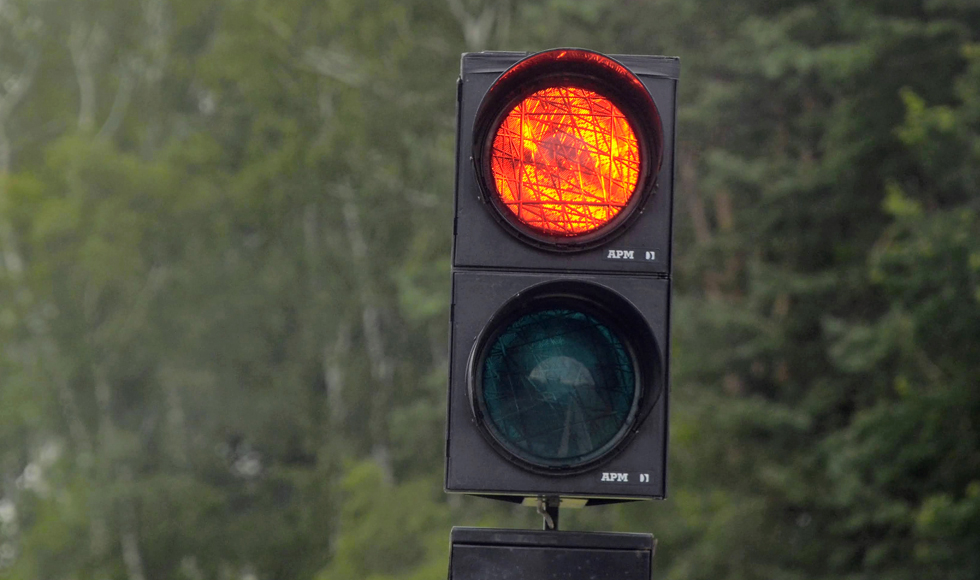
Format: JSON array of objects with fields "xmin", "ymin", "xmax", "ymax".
[
  {"xmin": 489, "ymin": 85, "xmax": 640, "ymax": 238},
  {"xmin": 446, "ymin": 49, "xmax": 678, "ymax": 505},
  {"xmin": 471, "ymin": 49, "xmax": 664, "ymax": 249}
]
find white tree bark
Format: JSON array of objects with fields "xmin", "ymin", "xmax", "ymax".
[
  {"xmin": 0, "ymin": 49, "xmax": 38, "ymax": 278},
  {"xmin": 341, "ymin": 192, "xmax": 394, "ymax": 483},
  {"xmin": 324, "ymin": 322, "xmax": 351, "ymax": 426},
  {"xmin": 68, "ymin": 21, "xmax": 106, "ymax": 131}
]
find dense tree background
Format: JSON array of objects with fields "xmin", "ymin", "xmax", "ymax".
[{"xmin": 0, "ymin": 0, "xmax": 977, "ymax": 579}]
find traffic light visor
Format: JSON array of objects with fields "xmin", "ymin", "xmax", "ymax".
[{"xmin": 473, "ymin": 49, "xmax": 663, "ymax": 250}]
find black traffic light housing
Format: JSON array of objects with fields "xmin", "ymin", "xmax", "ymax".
[{"xmin": 446, "ymin": 50, "xmax": 678, "ymax": 505}]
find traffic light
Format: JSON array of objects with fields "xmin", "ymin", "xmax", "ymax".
[{"xmin": 446, "ymin": 49, "xmax": 678, "ymax": 505}]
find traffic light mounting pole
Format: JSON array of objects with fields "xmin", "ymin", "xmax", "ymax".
[{"xmin": 536, "ymin": 496, "xmax": 560, "ymax": 530}]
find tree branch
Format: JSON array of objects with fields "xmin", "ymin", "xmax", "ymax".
[
  {"xmin": 680, "ymin": 150, "xmax": 712, "ymax": 245},
  {"xmin": 97, "ymin": 59, "xmax": 138, "ymax": 140},
  {"xmin": 446, "ymin": 0, "xmax": 498, "ymax": 51},
  {"xmin": 119, "ymin": 470, "xmax": 147, "ymax": 580},
  {"xmin": 0, "ymin": 49, "xmax": 39, "ymax": 128}
]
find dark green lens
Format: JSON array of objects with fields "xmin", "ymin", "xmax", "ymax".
[{"xmin": 478, "ymin": 307, "xmax": 637, "ymax": 468}]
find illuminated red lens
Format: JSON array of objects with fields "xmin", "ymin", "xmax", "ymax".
[{"xmin": 490, "ymin": 86, "xmax": 640, "ymax": 237}]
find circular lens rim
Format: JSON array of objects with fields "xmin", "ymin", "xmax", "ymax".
[
  {"xmin": 472, "ymin": 49, "xmax": 664, "ymax": 252},
  {"xmin": 466, "ymin": 280, "xmax": 662, "ymax": 474}
]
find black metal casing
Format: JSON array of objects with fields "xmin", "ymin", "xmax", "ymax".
[
  {"xmin": 446, "ymin": 51, "xmax": 679, "ymax": 503},
  {"xmin": 449, "ymin": 527, "xmax": 655, "ymax": 580}
]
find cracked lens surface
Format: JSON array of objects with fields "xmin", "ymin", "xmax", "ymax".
[
  {"xmin": 480, "ymin": 308, "xmax": 636, "ymax": 467},
  {"xmin": 490, "ymin": 86, "xmax": 640, "ymax": 236}
]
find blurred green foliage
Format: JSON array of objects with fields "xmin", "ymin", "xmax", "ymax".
[{"xmin": 0, "ymin": 0, "xmax": 978, "ymax": 579}]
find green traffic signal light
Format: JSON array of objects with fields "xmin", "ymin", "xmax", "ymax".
[{"xmin": 476, "ymin": 305, "xmax": 638, "ymax": 469}]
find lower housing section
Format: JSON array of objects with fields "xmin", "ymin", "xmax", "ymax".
[
  {"xmin": 446, "ymin": 270, "xmax": 670, "ymax": 501},
  {"xmin": 449, "ymin": 527, "xmax": 655, "ymax": 580}
]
